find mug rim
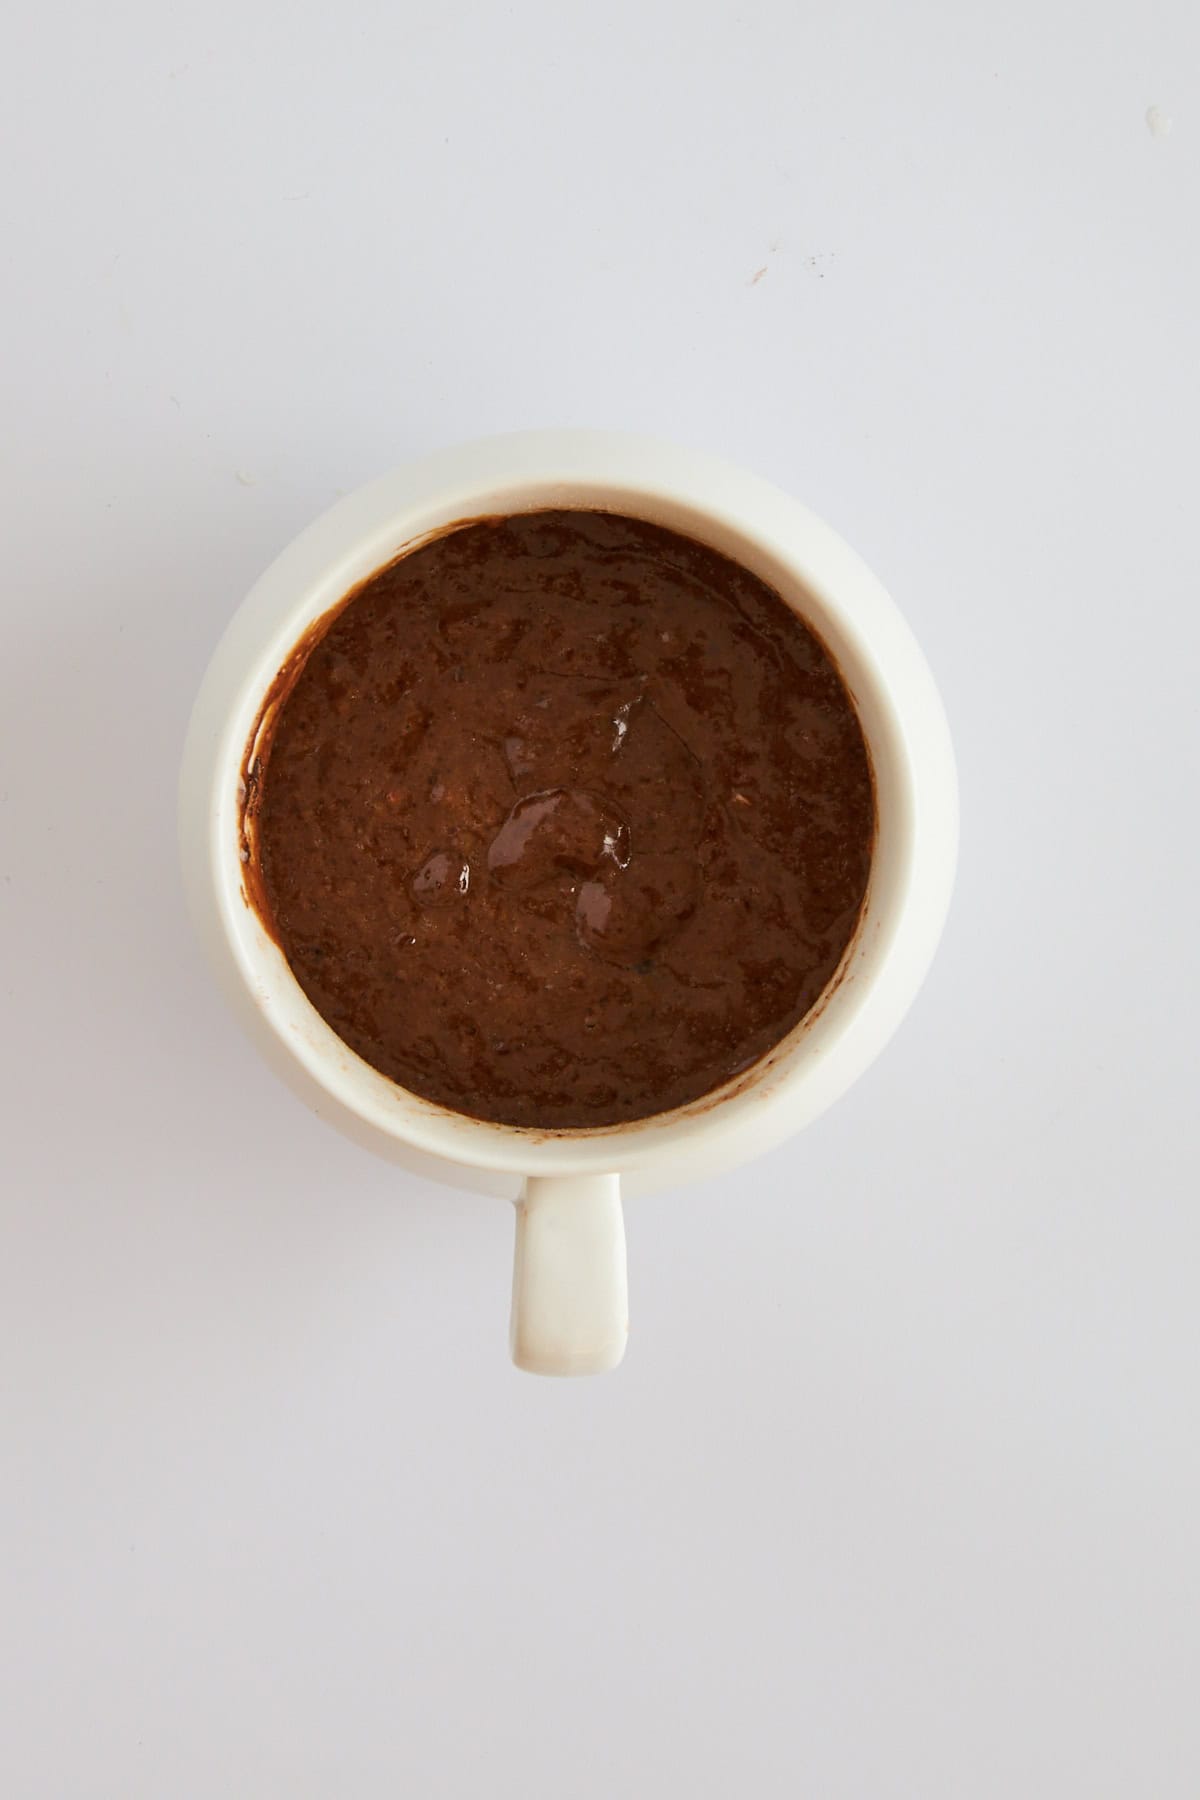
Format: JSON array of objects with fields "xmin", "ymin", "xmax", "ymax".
[{"xmin": 180, "ymin": 430, "xmax": 957, "ymax": 1185}]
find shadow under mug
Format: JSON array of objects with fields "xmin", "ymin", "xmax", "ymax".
[{"xmin": 180, "ymin": 431, "xmax": 957, "ymax": 1375}]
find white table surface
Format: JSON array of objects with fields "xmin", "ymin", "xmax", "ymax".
[{"xmin": 3, "ymin": 2, "xmax": 1198, "ymax": 1794}]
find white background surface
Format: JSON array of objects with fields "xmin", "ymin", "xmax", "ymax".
[{"xmin": 3, "ymin": 2, "xmax": 1198, "ymax": 1794}]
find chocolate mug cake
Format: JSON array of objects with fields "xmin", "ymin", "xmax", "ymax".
[{"xmin": 244, "ymin": 510, "xmax": 875, "ymax": 1129}]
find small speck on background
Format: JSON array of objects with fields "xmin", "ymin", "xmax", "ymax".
[{"xmin": 1145, "ymin": 104, "xmax": 1172, "ymax": 140}]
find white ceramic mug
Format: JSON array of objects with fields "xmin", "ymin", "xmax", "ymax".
[{"xmin": 179, "ymin": 431, "xmax": 957, "ymax": 1375}]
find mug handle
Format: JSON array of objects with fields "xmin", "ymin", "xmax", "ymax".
[{"xmin": 510, "ymin": 1174, "xmax": 628, "ymax": 1375}]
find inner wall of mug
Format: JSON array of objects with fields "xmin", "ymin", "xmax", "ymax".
[{"xmin": 219, "ymin": 477, "xmax": 913, "ymax": 1173}]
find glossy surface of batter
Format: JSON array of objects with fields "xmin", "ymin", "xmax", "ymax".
[{"xmin": 253, "ymin": 511, "xmax": 874, "ymax": 1127}]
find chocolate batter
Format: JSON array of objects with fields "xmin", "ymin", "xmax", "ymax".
[{"xmin": 249, "ymin": 511, "xmax": 874, "ymax": 1128}]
